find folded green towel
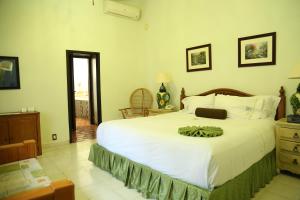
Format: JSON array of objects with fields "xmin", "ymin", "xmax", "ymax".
[{"xmin": 178, "ymin": 126, "xmax": 223, "ymax": 137}]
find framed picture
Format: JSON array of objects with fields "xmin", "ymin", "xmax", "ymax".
[
  {"xmin": 186, "ymin": 44, "xmax": 212, "ymax": 72},
  {"xmin": 0, "ymin": 56, "xmax": 20, "ymax": 89},
  {"xmin": 238, "ymin": 32, "xmax": 276, "ymax": 67}
]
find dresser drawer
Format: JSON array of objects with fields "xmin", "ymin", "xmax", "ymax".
[
  {"xmin": 279, "ymin": 140, "xmax": 300, "ymax": 155},
  {"xmin": 279, "ymin": 152, "xmax": 300, "ymax": 164},
  {"xmin": 279, "ymin": 152, "xmax": 300, "ymax": 174},
  {"xmin": 278, "ymin": 127, "xmax": 300, "ymax": 142}
]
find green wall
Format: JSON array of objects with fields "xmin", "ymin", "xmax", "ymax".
[
  {"xmin": 0, "ymin": 0, "xmax": 146, "ymax": 144},
  {"xmin": 1, "ymin": 0, "xmax": 299, "ymax": 145},
  {"xmin": 141, "ymin": 0, "xmax": 300, "ymax": 114}
]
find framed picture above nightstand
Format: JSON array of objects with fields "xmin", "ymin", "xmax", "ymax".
[{"xmin": 276, "ymin": 118, "xmax": 300, "ymax": 175}]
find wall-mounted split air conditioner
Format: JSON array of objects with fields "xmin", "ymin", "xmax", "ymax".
[{"xmin": 104, "ymin": 0, "xmax": 141, "ymax": 21}]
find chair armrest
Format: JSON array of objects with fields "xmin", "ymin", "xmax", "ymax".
[
  {"xmin": 0, "ymin": 140, "xmax": 37, "ymax": 165},
  {"xmin": 118, "ymin": 108, "xmax": 131, "ymax": 111},
  {"xmin": 119, "ymin": 108, "xmax": 132, "ymax": 119},
  {"xmin": 51, "ymin": 179, "xmax": 75, "ymax": 200}
]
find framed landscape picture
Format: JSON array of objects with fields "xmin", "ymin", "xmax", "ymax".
[
  {"xmin": 0, "ymin": 56, "xmax": 20, "ymax": 89},
  {"xmin": 186, "ymin": 44, "xmax": 212, "ymax": 72},
  {"xmin": 238, "ymin": 32, "xmax": 276, "ymax": 67}
]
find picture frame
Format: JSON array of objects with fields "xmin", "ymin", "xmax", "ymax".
[
  {"xmin": 0, "ymin": 56, "xmax": 20, "ymax": 89},
  {"xmin": 186, "ymin": 44, "xmax": 212, "ymax": 72},
  {"xmin": 238, "ymin": 32, "xmax": 276, "ymax": 67}
]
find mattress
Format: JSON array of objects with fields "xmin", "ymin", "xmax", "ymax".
[{"xmin": 97, "ymin": 112, "xmax": 275, "ymax": 190}]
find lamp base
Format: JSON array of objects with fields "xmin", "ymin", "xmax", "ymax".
[
  {"xmin": 287, "ymin": 114, "xmax": 300, "ymax": 123},
  {"xmin": 157, "ymin": 91, "xmax": 170, "ymax": 109}
]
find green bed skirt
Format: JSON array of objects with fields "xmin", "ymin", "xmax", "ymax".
[{"xmin": 88, "ymin": 144, "xmax": 276, "ymax": 200}]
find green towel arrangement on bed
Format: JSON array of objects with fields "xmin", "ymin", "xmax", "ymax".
[{"xmin": 178, "ymin": 126, "xmax": 223, "ymax": 137}]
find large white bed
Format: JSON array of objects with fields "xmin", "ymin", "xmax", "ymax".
[
  {"xmin": 97, "ymin": 112, "xmax": 275, "ymax": 190},
  {"xmin": 90, "ymin": 87, "xmax": 286, "ymax": 200}
]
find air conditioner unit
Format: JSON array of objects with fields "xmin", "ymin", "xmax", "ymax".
[{"xmin": 104, "ymin": 0, "xmax": 141, "ymax": 20}]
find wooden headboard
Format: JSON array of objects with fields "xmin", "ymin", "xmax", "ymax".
[{"xmin": 180, "ymin": 86, "xmax": 286, "ymax": 120}]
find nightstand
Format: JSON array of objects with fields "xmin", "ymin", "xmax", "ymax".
[
  {"xmin": 145, "ymin": 108, "xmax": 176, "ymax": 116},
  {"xmin": 276, "ymin": 118, "xmax": 300, "ymax": 174}
]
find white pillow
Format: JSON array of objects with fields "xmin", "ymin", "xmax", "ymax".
[
  {"xmin": 251, "ymin": 96, "xmax": 281, "ymax": 119},
  {"xmin": 182, "ymin": 94, "xmax": 215, "ymax": 114},
  {"xmin": 214, "ymin": 95, "xmax": 257, "ymax": 119}
]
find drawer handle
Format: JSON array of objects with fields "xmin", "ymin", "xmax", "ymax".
[
  {"xmin": 293, "ymin": 145, "xmax": 299, "ymax": 153},
  {"xmin": 293, "ymin": 159, "xmax": 298, "ymax": 165},
  {"xmin": 293, "ymin": 133, "xmax": 299, "ymax": 139}
]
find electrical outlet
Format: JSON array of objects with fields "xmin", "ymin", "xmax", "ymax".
[{"xmin": 52, "ymin": 134, "xmax": 57, "ymax": 140}]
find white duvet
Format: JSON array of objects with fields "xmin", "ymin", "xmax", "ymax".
[{"xmin": 97, "ymin": 112, "xmax": 275, "ymax": 190}]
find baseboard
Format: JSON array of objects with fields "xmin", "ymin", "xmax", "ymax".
[{"xmin": 42, "ymin": 140, "xmax": 70, "ymax": 149}]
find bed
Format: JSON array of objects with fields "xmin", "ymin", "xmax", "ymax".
[{"xmin": 89, "ymin": 87, "xmax": 286, "ymax": 200}]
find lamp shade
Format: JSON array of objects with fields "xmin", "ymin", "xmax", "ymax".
[
  {"xmin": 289, "ymin": 65, "xmax": 300, "ymax": 79},
  {"xmin": 156, "ymin": 73, "xmax": 170, "ymax": 83}
]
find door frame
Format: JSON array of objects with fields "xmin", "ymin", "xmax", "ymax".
[{"xmin": 66, "ymin": 50, "xmax": 102, "ymax": 143}]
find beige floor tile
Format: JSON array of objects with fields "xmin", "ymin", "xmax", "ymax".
[
  {"xmin": 75, "ymin": 188, "xmax": 90, "ymax": 200},
  {"xmin": 272, "ymin": 174, "xmax": 300, "ymax": 189},
  {"xmin": 80, "ymin": 182, "xmax": 125, "ymax": 200},
  {"xmin": 264, "ymin": 179, "xmax": 300, "ymax": 200},
  {"xmin": 114, "ymin": 187, "xmax": 145, "ymax": 200},
  {"xmin": 37, "ymin": 140, "xmax": 300, "ymax": 200},
  {"xmin": 253, "ymin": 190, "xmax": 291, "ymax": 200}
]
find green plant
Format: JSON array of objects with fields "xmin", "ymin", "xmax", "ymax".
[{"xmin": 290, "ymin": 92, "xmax": 300, "ymax": 115}]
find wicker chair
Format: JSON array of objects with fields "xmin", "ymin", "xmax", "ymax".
[{"xmin": 119, "ymin": 88, "xmax": 153, "ymax": 119}]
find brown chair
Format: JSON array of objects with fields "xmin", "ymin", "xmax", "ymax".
[
  {"xmin": 0, "ymin": 140, "xmax": 75, "ymax": 200},
  {"xmin": 119, "ymin": 88, "xmax": 153, "ymax": 119}
]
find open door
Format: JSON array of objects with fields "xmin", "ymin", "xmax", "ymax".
[{"xmin": 66, "ymin": 50, "xmax": 102, "ymax": 143}]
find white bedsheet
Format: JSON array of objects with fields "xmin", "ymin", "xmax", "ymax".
[{"xmin": 97, "ymin": 112, "xmax": 275, "ymax": 190}]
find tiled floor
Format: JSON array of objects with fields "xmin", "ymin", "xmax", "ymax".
[
  {"xmin": 39, "ymin": 140, "xmax": 300, "ymax": 200},
  {"xmin": 72, "ymin": 118, "xmax": 97, "ymax": 142}
]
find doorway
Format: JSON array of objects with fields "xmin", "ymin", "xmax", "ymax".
[{"xmin": 66, "ymin": 50, "xmax": 102, "ymax": 143}]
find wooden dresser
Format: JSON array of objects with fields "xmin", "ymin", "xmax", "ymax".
[
  {"xmin": 0, "ymin": 112, "xmax": 42, "ymax": 155},
  {"xmin": 276, "ymin": 118, "xmax": 300, "ymax": 174}
]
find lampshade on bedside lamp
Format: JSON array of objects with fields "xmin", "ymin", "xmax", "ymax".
[
  {"xmin": 288, "ymin": 64, "xmax": 300, "ymax": 123},
  {"xmin": 289, "ymin": 64, "xmax": 300, "ymax": 79},
  {"xmin": 156, "ymin": 73, "xmax": 171, "ymax": 109}
]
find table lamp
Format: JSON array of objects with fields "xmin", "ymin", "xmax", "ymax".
[
  {"xmin": 288, "ymin": 64, "xmax": 300, "ymax": 123},
  {"xmin": 156, "ymin": 73, "xmax": 170, "ymax": 109}
]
